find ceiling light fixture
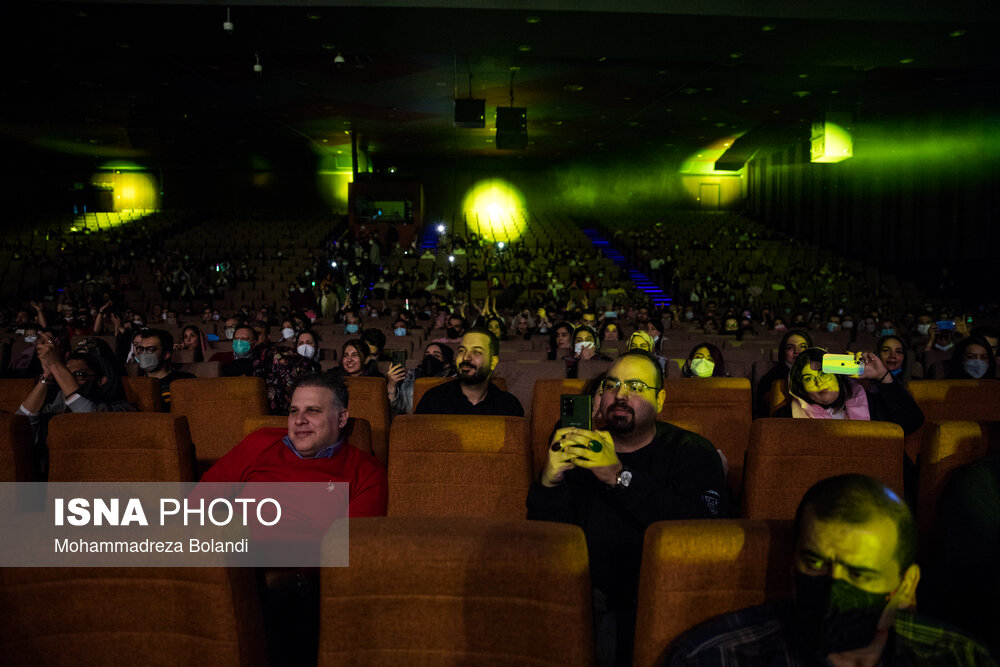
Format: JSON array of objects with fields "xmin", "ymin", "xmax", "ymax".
[
  {"xmin": 334, "ymin": 52, "xmax": 345, "ymax": 70},
  {"xmin": 223, "ymin": 7, "xmax": 233, "ymax": 32},
  {"xmin": 253, "ymin": 54, "xmax": 262, "ymax": 73}
]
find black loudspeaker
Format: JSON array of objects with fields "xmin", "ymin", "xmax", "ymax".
[
  {"xmin": 454, "ymin": 99, "xmax": 485, "ymax": 128},
  {"xmin": 496, "ymin": 107, "xmax": 526, "ymax": 131},
  {"xmin": 496, "ymin": 107, "xmax": 527, "ymax": 149}
]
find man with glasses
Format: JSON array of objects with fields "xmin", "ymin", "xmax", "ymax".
[
  {"xmin": 527, "ymin": 350, "xmax": 728, "ymax": 667},
  {"xmin": 136, "ymin": 329, "xmax": 194, "ymax": 411}
]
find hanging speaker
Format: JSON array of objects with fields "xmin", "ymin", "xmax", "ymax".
[
  {"xmin": 495, "ymin": 107, "xmax": 527, "ymax": 150},
  {"xmin": 454, "ymin": 99, "xmax": 485, "ymax": 128}
]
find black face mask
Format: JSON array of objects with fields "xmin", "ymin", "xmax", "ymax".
[
  {"xmin": 418, "ymin": 354, "xmax": 445, "ymax": 378},
  {"xmin": 794, "ymin": 571, "xmax": 892, "ymax": 656},
  {"xmin": 446, "ymin": 327, "xmax": 461, "ymax": 339}
]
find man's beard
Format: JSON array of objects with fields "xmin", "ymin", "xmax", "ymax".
[
  {"xmin": 458, "ymin": 362, "xmax": 489, "ymax": 385},
  {"xmin": 604, "ymin": 402, "xmax": 635, "ymax": 434}
]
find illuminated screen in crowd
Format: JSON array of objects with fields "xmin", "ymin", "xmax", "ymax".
[{"xmin": 460, "ymin": 179, "xmax": 527, "ymax": 242}]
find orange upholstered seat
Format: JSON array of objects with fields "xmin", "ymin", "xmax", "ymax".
[
  {"xmin": 387, "ymin": 414, "xmax": 531, "ymax": 518},
  {"xmin": 0, "ymin": 567, "xmax": 266, "ymax": 666},
  {"xmin": 0, "ymin": 413, "xmax": 38, "ymax": 481},
  {"xmin": 741, "ymin": 418, "xmax": 904, "ymax": 519},
  {"xmin": 318, "ymin": 516, "xmax": 595, "ymax": 666},
  {"xmin": 905, "ymin": 380, "xmax": 1000, "ymax": 461},
  {"xmin": 0, "ymin": 378, "xmax": 35, "ymax": 414},
  {"xmin": 169, "ymin": 377, "xmax": 268, "ymax": 472},
  {"xmin": 529, "ymin": 377, "xmax": 588, "ymax": 476},
  {"xmin": 47, "ymin": 412, "xmax": 195, "ymax": 482},
  {"xmin": 241, "ymin": 415, "xmax": 374, "ymax": 457},
  {"xmin": 633, "ymin": 519, "xmax": 795, "ymax": 666},
  {"xmin": 342, "ymin": 376, "xmax": 390, "ymax": 465},
  {"xmin": 122, "ymin": 375, "xmax": 163, "ymax": 412}
]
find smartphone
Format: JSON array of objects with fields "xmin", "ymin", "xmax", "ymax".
[
  {"xmin": 936, "ymin": 320, "xmax": 956, "ymax": 331},
  {"xmin": 560, "ymin": 394, "xmax": 592, "ymax": 430},
  {"xmin": 391, "ymin": 350, "xmax": 407, "ymax": 365},
  {"xmin": 822, "ymin": 353, "xmax": 864, "ymax": 376}
]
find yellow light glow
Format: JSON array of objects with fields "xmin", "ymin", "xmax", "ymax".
[
  {"xmin": 460, "ymin": 179, "xmax": 527, "ymax": 242},
  {"xmin": 679, "ymin": 135, "xmax": 746, "ymax": 207},
  {"xmin": 811, "ymin": 113, "xmax": 853, "ymax": 163},
  {"xmin": 317, "ymin": 170, "xmax": 353, "ymax": 211},
  {"xmin": 112, "ymin": 172, "xmax": 158, "ymax": 211}
]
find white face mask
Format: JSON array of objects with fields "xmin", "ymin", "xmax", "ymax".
[
  {"xmin": 690, "ymin": 357, "xmax": 715, "ymax": 378},
  {"xmin": 574, "ymin": 341, "xmax": 594, "ymax": 356},
  {"xmin": 916, "ymin": 323, "xmax": 931, "ymax": 335},
  {"xmin": 281, "ymin": 327, "xmax": 295, "ymax": 340},
  {"xmin": 297, "ymin": 344, "xmax": 316, "ymax": 359},
  {"xmin": 24, "ymin": 335, "xmax": 37, "ymax": 344}
]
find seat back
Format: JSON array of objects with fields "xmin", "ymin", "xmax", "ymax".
[
  {"xmin": 387, "ymin": 415, "xmax": 531, "ymax": 518},
  {"xmin": 905, "ymin": 380, "xmax": 1000, "ymax": 462},
  {"xmin": 318, "ymin": 517, "xmax": 594, "ymax": 666},
  {"xmin": 241, "ymin": 415, "xmax": 374, "ymax": 457},
  {"xmin": 47, "ymin": 412, "xmax": 195, "ymax": 482},
  {"xmin": 530, "ymin": 378, "xmax": 588, "ymax": 476},
  {"xmin": 169, "ymin": 377, "xmax": 268, "ymax": 470},
  {"xmin": 742, "ymin": 419, "xmax": 904, "ymax": 519},
  {"xmin": 917, "ymin": 420, "xmax": 987, "ymax": 558},
  {"xmin": 633, "ymin": 519, "xmax": 795, "ymax": 667},
  {"xmin": 122, "ymin": 375, "xmax": 163, "ymax": 412},
  {"xmin": 0, "ymin": 567, "xmax": 266, "ymax": 666},
  {"xmin": 658, "ymin": 378, "xmax": 752, "ymax": 502},
  {"xmin": 0, "ymin": 378, "xmax": 35, "ymax": 414},
  {"xmin": 0, "ymin": 414, "xmax": 39, "ymax": 481},
  {"xmin": 342, "ymin": 376, "xmax": 390, "ymax": 465},
  {"xmin": 412, "ymin": 376, "xmax": 509, "ymax": 413}
]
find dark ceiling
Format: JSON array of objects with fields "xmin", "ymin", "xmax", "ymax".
[{"xmin": 1, "ymin": 1, "xmax": 997, "ymax": 172}]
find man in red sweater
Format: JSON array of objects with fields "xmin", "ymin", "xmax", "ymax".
[{"xmin": 201, "ymin": 372, "xmax": 387, "ymax": 517}]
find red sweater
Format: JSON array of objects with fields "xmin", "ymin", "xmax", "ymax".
[{"xmin": 201, "ymin": 428, "xmax": 387, "ymax": 517}]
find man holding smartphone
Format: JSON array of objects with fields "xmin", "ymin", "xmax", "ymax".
[{"xmin": 527, "ymin": 350, "xmax": 728, "ymax": 666}]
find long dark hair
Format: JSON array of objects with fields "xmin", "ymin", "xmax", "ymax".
[
  {"xmin": 547, "ymin": 321, "xmax": 575, "ymax": 360},
  {"xmin": 789, "ymin": 348, "xmax": 850, "ymax": 411},
  {"xmin": 683, "ymin": 342, "xmax": 726, "ymax": 377},
  {"xmin": 951, "ymin": 335, "xmax": 997, "ymax": 380}
]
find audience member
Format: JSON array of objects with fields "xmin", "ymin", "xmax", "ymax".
[
  {"xmin": 755, "ymin": 329, "xmax": 811, "ymax": 418},
  {"xmin": 681, "ymin": 342, "xmax": 727, "ymax": 378},
  {"xmin": 177, "ymin": 324, "xmax": 212, "ymax": 362},
  {"xmin": 387, "ymin": 342, "xmax": 456, "ymax": 415},
  {"xmin": 210, "ymin": 325, "xmax": 258, "ymax": 377},
  {"xmin": 876, "ymin": 334, "xmax": 919, "ymax": 386},
  {"xmin": 137, "ymin": 329, "xmax": 195, "ymax": 411},
  {"xmin": 261, "ymin": 330, "xmax": 323, "ymax": 415}
]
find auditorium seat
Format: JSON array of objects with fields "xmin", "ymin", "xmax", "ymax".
[
  {"xmin": 179, "ymin": 360, "xmax": 221, "ymax": 377},
  {"xmin": 916, "ymin": 420, "xmax": 987, "ymax": 558},
  {"xmin": 122, "ymin": 375, "xmax": 163, "ymax": 412},
  {"xmin": 529, "ymin": 378, "xmax": 588, "ymax": 476},
  {"xmin": 905, "ymin": 380, "xmax": 1000, "ymax": 462},
  {"xmin": 342, "ymin": 376, "xmax": 390, "ymax": 465},
  {"xmin": 0, "ymin": 567, "xmax": 266, "ymax": 666},
  {"xmin": 0, "ymin": 378, "xmax": 34, "ymax": 414},
  {"xmin": 492, "ymin": 359, "xmax": 568, "ymax": 416},
  {"xmin": 241, "ymin": 415, "xmax": 374, "ymax": 457},
  {"xmin": 170, "ymin": 377, "xmax": 268, "ymax": 473},
  {"xmin": 47, "ymin": 412, "xmax": 195, "ymax": 482},
  {"xmin": 658, "ymin": 378, "xmax": 752, "ymax": 502},
  {"xmin": 741, "ymin": 419, "xmax": 904, "ymax": 519},
  {"xmin": 411, "ymin": 375, "xmax": 509, "ymax": 413},
  {"xmin": 633, "ymin": 519, "xmax": 795, "ymax": 666},
  {"xmin": 318, "ymin": 516, "xmax": 594, "ymax": 666},
  {"xmin": 0, "ymin": 414, "xmax": 38, "ymax": 481},
  {"xmin": 387, "ymin": 415, "xmax": 531, "ymax": 518}
]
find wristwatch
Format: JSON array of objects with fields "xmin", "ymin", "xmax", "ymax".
[
  {"xmin": 615, "ymin": 466, "xmax": 632, "ymax": 489},
  {"xmin": 39, "ymin": 376, "xmax": 54, "ymax": 385}
]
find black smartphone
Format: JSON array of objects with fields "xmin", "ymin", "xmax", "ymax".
[
  {"xmin": 560, "ymin": 394, "xmax": 592, "ymax": 430},
  {"xmin": 391, "ymin": 350, "xmax": 407, "ymax": 365}
]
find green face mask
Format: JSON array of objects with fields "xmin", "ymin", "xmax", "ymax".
[{"xmin": 232, "ymin": 339, "xmax": 252, "ymax": 357}]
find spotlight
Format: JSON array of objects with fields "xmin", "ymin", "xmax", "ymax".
[
  {"xmin": 498, "ymin": 241, "xmax": 505, "ymax": 249},
  {"xmin": 223, "ymin": 7, "xmax": 233, "ymax": 32},
  {"xmin": 330, "ymin": 260, "xmax": 337, "ymax": 268},
  {"xmin": 448, "ymin": 255, "xmax": 455, "ymax": 263},
  {"xmin": 334, "ymin": 52, "xmax": 345, "ymax": 70},
  {"xmin": 253, "ymin": 54, "xmax": 262, "ymax": 74},
  {"xmin": 436, "ymin": 224, "xmax": 445, "ymax": 233}
]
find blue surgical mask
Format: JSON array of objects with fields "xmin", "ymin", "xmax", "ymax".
[
  {"xmin": 232, "ymin": 339, "xmax": 251, "ymax": 357},
  {"xmin": 935, "ymin": 342, "xmax": 953, "ymax": 352},
  {"xmin": 880, "ymin": 328, "xmax": 896, "ymax": 336},
  {"xmin": 963, "ymin": 359, "xmax": 989, "ymax": 379},
  {"xmin": 345, "ymin": 323, "xmax": 359, "ymax": 334},
  {"xmin": 394, "ymin": 327, "xmax": 407, "ymax": 336},
  {"xmin": 826, "ymin": 322, "xmax": 840, "ymax": 332},
  {"xmin": 890, "ymin": 367, "xmax": 903, "ymax": 377}
]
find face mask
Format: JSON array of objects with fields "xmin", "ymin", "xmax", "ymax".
[
  {"xmin": 963, "ymin": 359, "xmax": 989, "ymax": 379},
  {"xmin": 297, "ymin": 344, "xmax": 316, "ymax": 359},
  {"xmin": 880, "ymin": 328, "xmax": 896, "ymax": 336},
  {"xmin": 419, "ymin": 354, "xmax": 446, "ymax": 377},
  {"xmin": 934, "ymin": 342, "xmax": 953, "ymax": 352},
  {"xmin": 298, "ymin": 287, "xmax": 307, "ymax": 293},
  {"xmin": 446, "ymin": 327, "xmax": 461, "ymax": 339},
  {"xmin": 916, "ymin": 323, "xmax": 931, "ymax": 335},
  {"xmin": 842, "ymin": 321, "xmax": 854, "ymax": 329},
  {"xmin": 685, "ymin": 311, "xmax": 695, "ymax": 320},
  {"xmin": 345, "ymin": 324, "xmax": 360, "ymax": 334},
  {"xmin": 136, "ymin": 352, "xmax": 160, "ymax": 372},
  {"xmin": 890, "ymin": 367, "xmax": 903, "ymax": 377},
  {"xmin": 774, "ymin": 324, "xmax": 787, "ymax": 332},
  {"xmin": 574, "ymin": 341, "xmax": 594, "ymax": 355},
  {"xmin": 224, "ymin": 326, "xmax": 236, "ymax": 340},
  {"xmin": 281, "ymin": 327, "xmax": 295, "ymax": 340},
  {"xmin": 232, "ymin": 339, "xmax": 251, "ymax": 357},
  {"xmin": 826, "ymin": 322, "xmax": 840, "ymax": 332},
  {"xmin": 24, "ymin": 335, "xmax": 37, "ymax": 344},
  {"xmin": 394, "ymin": 327, "xmax": 407, "ymax": 336},
  {"xmin": 212, "ymin": 314, "xmax": 220, "ymax": 321},
  {"xmin": 794, "ymin": 572, "xmax": 891, "ymax": 655},
  {"xmin": 690, "ymin": 357, "xmax": 715, "ymax": 378}
]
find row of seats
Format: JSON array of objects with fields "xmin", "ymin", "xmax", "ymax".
[{"xmin": 0, "ymin": 408, "xmax": 989, "ymax": 548}]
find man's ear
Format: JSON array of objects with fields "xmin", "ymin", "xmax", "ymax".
[
  {"xmin": 894, "ymin": 564, "xmax": 921, "ymax": 610},
  {"xmin": 490, "ymin": 355, "xmax": 499, "ymax": 372},
  {"xmin": 338, "ymin": 408, "xmax": 350, "ymax": 428},
  {"xmin": 655, "ymin": 387, "xmax": 666, "ymax": 413}
]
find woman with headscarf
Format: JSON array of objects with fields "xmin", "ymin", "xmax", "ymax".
[
  {"xmin": 261, "ymin": 330, "xmax": 323, "ymax": 414},
  {"xmin": 18, "ymin": 336, "xmax": 135, "ymax": 473},
  {"xmin": 565, "ymin": 325, "xmax": 612, "ymax": 379},
  {"xmin": 547, "ymin": 321, "xmax": 575, "ymax": 360},
  {"xmin": 680, "ymin": 342, "xmax": 728, "ymax": 378},
  {"xmin": 940, "ymin": 335, "xmax": 997, "ymax": 380},
  {"xmin": 755, "ymin": 329, "xmax": 812, "ymax": 418},
  {"xmin": 177, "ymin": 324, "xmax": 212, "ymax": 363},
  {"xmin": 386, "ymin": 342, "xmax": 457, "ymax": 416}
]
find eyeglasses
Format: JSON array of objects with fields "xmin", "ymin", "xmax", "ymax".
[
  {"xmin": 134, "ymin": 346, "xmax": 159, "ymax": 354},
  {"xmin": 801, "ymin": 372, "xmax": 836, "ymax": 388},
  {"xmin": 600, "ymin": 377, "xmax": 660, "ymax": 394},
  {"xmin": 71, "ymin": 370, "xmax": 95, "ymax": 379}
]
